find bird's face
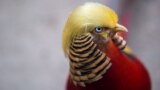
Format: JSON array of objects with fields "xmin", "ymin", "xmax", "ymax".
[
  {"xmin": 86, "ymin": 24, "xmax": 127, "ymax": 51},
  {"xmin": 92, "ymin": 26, "xmax": 111, "ymax": 41},
  {"xmin": 62, "ymin": 3, "xmax": 127, "ymax": 54},
  {"xmin": 92, "ymin": 24, "xmax": 127, "ymax": 40}
]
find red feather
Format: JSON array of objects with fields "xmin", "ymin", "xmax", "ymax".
[{"xmin": 66, "ymin": 41, "xmax": 151, "ymax": 90}]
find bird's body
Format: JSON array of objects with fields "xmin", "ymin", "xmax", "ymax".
[
  {"xmin": 62, "ymin": 2, "xmax": 151, "ymax": 90},
  {"xmin": 66, "ymin": 40, "xmax": 151, "ymax": 90}
]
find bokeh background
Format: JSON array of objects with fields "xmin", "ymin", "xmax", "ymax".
[{"xmin": 0, "ymin": 0, "xmax": 160, "ymax": 90}]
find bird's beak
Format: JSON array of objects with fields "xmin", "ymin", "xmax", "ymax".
[{"xmin": 114, "ymin": 24, "xmax": 128, "ymax": 32}]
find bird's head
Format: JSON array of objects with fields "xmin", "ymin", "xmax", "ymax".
[{"xmin": 62, "ymin": 2, "xmax": 127, "ymax": 55}]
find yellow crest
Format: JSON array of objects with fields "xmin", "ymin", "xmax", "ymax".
[{"xmin": 62, "ymin": 2, "xmax": 118, "ymax": 55}]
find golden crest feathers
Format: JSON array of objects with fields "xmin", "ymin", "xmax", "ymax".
[{"xmin": 62, "ymin": 2, "xmax": 118, "ymax": 55}]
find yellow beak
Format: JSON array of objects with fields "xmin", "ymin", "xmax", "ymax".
[{"xmin": 114, "ymin": 24, "xmax": 128, "ymax": 32}]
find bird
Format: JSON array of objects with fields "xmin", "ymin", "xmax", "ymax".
[{"xmin": 62, "ymin": 2, "xmax": 151, "ymax": 90}]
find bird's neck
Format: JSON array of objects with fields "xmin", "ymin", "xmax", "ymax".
[{"xmin": 68, "ymin": 33, "xmax": 112, "ymax": 87}]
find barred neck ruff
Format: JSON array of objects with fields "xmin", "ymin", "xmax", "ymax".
[{"xmin": 68, "ymin": 33, "xmax": 112, "ymax": 87}]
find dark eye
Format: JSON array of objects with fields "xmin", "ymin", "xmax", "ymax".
[{"xmin": 95, "ymin": 26, "xmax": 103, "ymax": 33}]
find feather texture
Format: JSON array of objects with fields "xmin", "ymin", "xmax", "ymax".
[
  {"xmin": 62, "ymin": 2, "xmax": 118, "ymax": 55},
  {"xmin": 69, "ymin": 33, "xmax": 112, "ymax": 87}
]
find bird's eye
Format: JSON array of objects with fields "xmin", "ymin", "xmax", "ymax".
[{"xmin": 95, "ymin": 27, "xmax": 103, "ymax": 33}]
